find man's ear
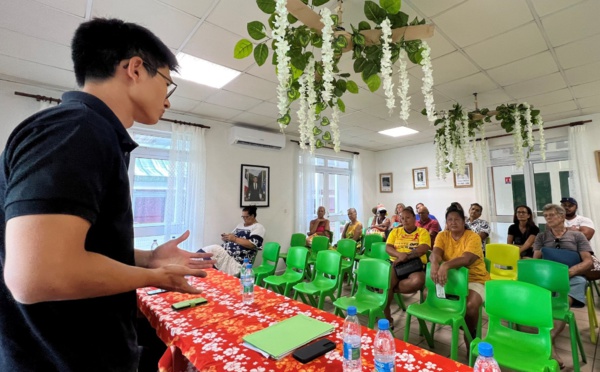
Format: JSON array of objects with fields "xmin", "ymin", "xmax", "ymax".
[{"xmin": 124, "ymin": 57, "xmax": 144, "ymax": 81}]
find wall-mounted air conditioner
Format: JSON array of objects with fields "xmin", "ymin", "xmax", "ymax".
[{"xmin": 228, "ymin": 126, "xmax": 286, "ymax": 150}]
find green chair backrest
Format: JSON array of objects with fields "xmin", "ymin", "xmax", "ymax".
[
  {"xmin": 485, "ymin": 280, "xmax": 554, "ymax": 355},
  {"xmin": 362, "ymin": 234, "xmax": 383, "ymax": 255},
  {"xmin": 517, "ymin": 259, "xmax": 570, "ymax": 313},
  {"xmin": 260, "ymin": 242, "xmax": 281, "ymax": 265},
  {"xmin": 423, "ymin": 263, "xmax": 469, "ymax": 315},
  {"xmin": 337, "ymin": 239, "xmax": 357, "ymax": 261},
  {"xmin": 286, "ymin": 246, "xmax": 309, "ymax": 272},
  {"xmin": 485, "ymin": 243, "xmax": 520, "ymax": 278},
  {"xmin": 290, "ymin": 233, "xmax": 307, "ymax": 247},
  {"xmin": 311, "ymin": 236, "xmax": 330, "ymax": 254},
  {"xmin": 355, "ymin": 258, "xmax": 391, "ymax": 305},
  {"xmin": 313, "ymin": 250, "xmax": 342, "ymax": 283},
  {"xmin": 369, "ymin": 242, "xmax": 390, "ymax": 261}
]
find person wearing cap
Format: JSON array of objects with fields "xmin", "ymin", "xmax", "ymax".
[
  {"xmin": 561, "ymin": 197, "xmax": 595, "ymax": 241},
  {"xmin": 466, "ymin": 203, "xmax": 491, "ymax": 252},
  {"xmin": 366, "ymin": 205, "xmax": 390, "ymax": 238}
]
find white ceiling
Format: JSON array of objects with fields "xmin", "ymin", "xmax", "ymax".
[{"xmin": 1, "ymin": 0, "xmax": 599, "ymax": 151}]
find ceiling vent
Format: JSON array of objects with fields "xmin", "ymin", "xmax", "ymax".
[{"xmin": 228, "ymin": 126, "xmax": 286, "ymax": 150}]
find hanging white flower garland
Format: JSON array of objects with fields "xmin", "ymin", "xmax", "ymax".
[
  {"xmin": 523, "ymin": 103, "xmax": 535, "ymax": 149},
  {"xmin": 305, "ymin": 58, "xmax": 318, "ymax": 154},
  {"xmin": 537, "ymin": 115, "xmax": 546, "ymax": 160},
  {"xmin": 420, "ymin": 41, "xmax": 436, "ymax": 123},
  {"xmin": 273, "ymin": 0, "xmax": 291, "ymax": 130},
  {"xmin": 512, "ymin": 108, "xmax": 525, "ymax": 168},
  {"xmin": 320, "ymin": 8, "xmax": 335, "ymax": 104},
  {"xmin": 380, "ymin": 18, "xmax": 395, "ymax": 114},
  {"xmin": 296, "ymin": 56, "xmax": 314, "ymax": 151},
  {"xmin": 397, "ymin": 48, "xmax": 411, "ymax": 121},
  {"xmin": 331, "ymin": 105, "xmax": 341, "ymax": 152}
]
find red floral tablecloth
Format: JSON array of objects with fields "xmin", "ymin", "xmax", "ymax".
[{"xmin": 137, "ymin": 269, "xmax": 471, "ymax": 372}]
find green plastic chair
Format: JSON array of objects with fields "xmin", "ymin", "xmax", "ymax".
[
  {"xmin": 253, "ymin": 242, "xmax": 281, "ymax": 287},
  {"xmin": 293, "ymin": 250, "xmax": 342, "ymax": 309},
  {"xmin": 485, "ymin": 243, "xmax": 520, "ymax": 280},
  {"xmin": 306, "ymin": 236, "xmax": 330, "ymax": 279},
  {"xmin": 263, "ymin": 246, "xmax": 309, "ymax": 297},
  {"xmin": 403, "ymin": 263, "xmax": 471, "ymax": 361},
  {"xmin": 368, "ymin": 242, "xmax": 390, "ymax": 261},
  {"xmin": 278, "ymin": 233, "xmax": 306, "ymax": 264},
  {"xmin": 356, "ymin": 234, "xmax": 383, "ymax": 260},
  {"xmin": 518, "ymin": 259, "xmax": 586, "ymax": 371},
  {"xmin": 336, "ymin": 239, "xmax": 357, "ymax": 298},
  {"xmin": 333, "ymin": 258, "xmax": 391, "ymax": 329},
  {"xmin": 470, "ymin": 280, "xmax": 559, "ymax": 371}
]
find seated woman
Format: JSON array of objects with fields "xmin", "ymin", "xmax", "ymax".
[
  {"xmin": 389, "ymin": 203, "xmax": 406, "ymax": 228},
  {"xmin": 307, "ymin": 206, "xmax": 331, "ymax": 246},
  {"xmin": 507, "ymin": 205, "xmax": 539, "ymax": 258},
  {"xmin": 431, "ymin": 205, "xmax": 489, "ymax": 346},
  {"xmin": 533, "ymin": 203, "xmax": 593, "ymax": 369},
  {"xmin": 384, "ymin": 207, "xmax": 430, "ymax": 326},
  {"xmin": 366, "ymin": 206, "xmax": 390, "ymax": 238},
  {"xmin": 339, "ymin": 208, "xmax": 363, "ymax": 250}
]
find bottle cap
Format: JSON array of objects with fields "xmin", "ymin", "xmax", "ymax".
[
  {"xmin": 246, "ymin": 264, "xmax": 252, "ymax": 269},
  {"xmin": 243, "ymin": 257, "xmax": 249, "ymax": 263},
  {"xmin": 377, "ymin": 318, "xmax": 389, "ymax": 331},
  {"xmin": 478, "ymin": 342, "xmax": 493, "ymax": 357},
  {"xmin": 347, "ymin": 306, "xmax": 357, "ymax": 316}
]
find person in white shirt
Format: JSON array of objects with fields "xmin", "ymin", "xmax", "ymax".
[{"xmin": 561, "ymin": 197, "xmax": 595, "ymax": 241}]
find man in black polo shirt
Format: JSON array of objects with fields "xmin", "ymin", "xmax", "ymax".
[{"xmin": 0, "ymin": 19, "xmax": 215, "ymax": 372}]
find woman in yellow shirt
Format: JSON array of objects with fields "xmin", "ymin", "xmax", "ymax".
[
  {"xmin": 340, "ymin": 208, "xmax": 363, "ymax": 250},
  {"xmin": 384, "ymin": 207, "xmax": 430, "ymax": 326},
  {"xmin": 430, "ymin": 205, "xmax": 489, "ymax": 344}
]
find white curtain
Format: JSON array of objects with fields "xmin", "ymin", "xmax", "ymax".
[
  {"xmin": 163, "ymin": 124, "xmax": 206, "ymax": 251},
  {"xmin": 350, "ymin": 154, "xmax": 364, "ymax": 222},
  {"xmin": 568, "ymin": 126, "xmax": 600, "ymax": 254},
  {"xmin": 473, "ymin": 141, "xmax": 493, "ymax": 232},
  {"xmin": 295, "ymin": 147, "xmax": 315, "ymax": 235}
]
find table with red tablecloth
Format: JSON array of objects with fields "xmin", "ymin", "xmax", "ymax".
[{"xmin": 137, "ymin": 269, "xmax": 471, "ymax": 372}]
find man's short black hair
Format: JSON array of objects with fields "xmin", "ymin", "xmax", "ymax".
[{"xmin": 71, "ymin": 18, "xmax": 178, "ymax": 86}]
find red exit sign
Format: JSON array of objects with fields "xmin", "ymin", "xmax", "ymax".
[{"xmin": 505, "ymin": 177, "xmax": 511, "ymax": 184}]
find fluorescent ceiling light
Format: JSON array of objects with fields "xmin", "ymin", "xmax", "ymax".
[
  {"xmin": 174, "ymin": 52, "xmax": 241, "ymax": 89},
  {"xmin": 378, "ymin": 126, "xmax": 419, "ymax": 137}
]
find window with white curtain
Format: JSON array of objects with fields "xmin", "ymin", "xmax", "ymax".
[
  {"xmin": 128, "ymin": 129, "xmax": 173, "ymax": 249},
  {"xmin": 313, "ymin": 155, "xmax": 352, "ymax": 241}
]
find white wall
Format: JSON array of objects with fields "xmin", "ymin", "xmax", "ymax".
[{"xmin": 373, "ymin": 141, "xmax": 476, "ymax": 225}]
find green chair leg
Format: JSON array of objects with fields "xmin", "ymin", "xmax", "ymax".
[{"xmin": 394, "ymin": 293, "xmax": 407, "ymax": 311}]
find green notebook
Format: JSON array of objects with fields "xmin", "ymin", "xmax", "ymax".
[{"xmin": 242, "ymin": 314, "xmax": 334, "ymax": 360}]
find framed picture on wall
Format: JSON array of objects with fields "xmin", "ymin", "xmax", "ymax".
[
  {"xmin": 379, "ymin": 173, "xmax": 393, "ymax": 193},
  {"xmin": 241, "ymin": 164, "xmax": 270, "ymax": 207},
  {"xmin": 454, "ymin": 163, "xmax": 473, "ymax": 188},
  {"xmin": 412, "ymin": 167, "xmax": 428, "ymax": 190}
]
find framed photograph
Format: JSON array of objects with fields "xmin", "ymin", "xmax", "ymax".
[
  {"xmin": 454, "ymin": 163, "xmax": 473, "ymax": 188},
  {"xmin": 379, "ymin": 173, "xmax": 393, "ymax": 193},
  {"xmin": 241, "ymin": 164, "xmax": 270, "ymax": 207},
  {"xmin": 596, "ymin": 151, "xmax": 600, "ymax": 182},
  {"xmin": 412, "ymin": 167, "xmax": 428, "ymax": 190}
]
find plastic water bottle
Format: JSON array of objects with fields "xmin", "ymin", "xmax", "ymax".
[
  {"xmin": 473, "ymin": 342, "xmax": 501, "ymax": 372},
  {"xmin": 150, "ymin": 239, "xmax": 158, "ymax": 251},
  {"xmin": 342, "ymin": 306, "xmax": 361, "ymax": 372},
  {"xmin": 240, "ymin": 258, "xmax": 249, "ymax": 293},
  {"xmin": 242, "ymin": 264, "xmax": 254, "ymax": 305},
  {"xmin": 373, "ymin": 319, "xmax": 395, "ymax": 372}
]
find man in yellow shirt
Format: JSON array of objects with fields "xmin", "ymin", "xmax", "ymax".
[
  {"xmin": 384, "ymin": 207, "xmax": 431, "ymax": 327},
  {"xmin": 431, "ymin": 205, "xmax": 490, "ymax": 344}
]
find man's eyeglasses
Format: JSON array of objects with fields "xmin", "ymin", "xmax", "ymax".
[
  {"xmin": 543, "ymin": 212, "xmax": 557, "ymax": 219},
  {"xmin": 241, "ymin": 215, "xmax": 252, "ymax": 219},
  {"xmin": 143, "ymin": 62, "xmax": 177, "ymax": 99}
]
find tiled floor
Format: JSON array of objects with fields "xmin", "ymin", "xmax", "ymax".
[{"xmin": 320, "ymin": 281, "xmax": 600, "ymax": 371}]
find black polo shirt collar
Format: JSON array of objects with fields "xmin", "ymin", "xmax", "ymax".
[{"xmin": 61, "ymin": 91, "xmax": 138, "ymax": 153}]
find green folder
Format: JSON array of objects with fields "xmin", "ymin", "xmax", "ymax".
[{"xmin": 242, "ymin": 314, "xmax": 334, "ymax": 360}]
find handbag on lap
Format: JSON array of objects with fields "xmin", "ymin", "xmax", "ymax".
[{"xmin": 393, "ymin": 257, "xmax": 423, "ymax": 278}]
